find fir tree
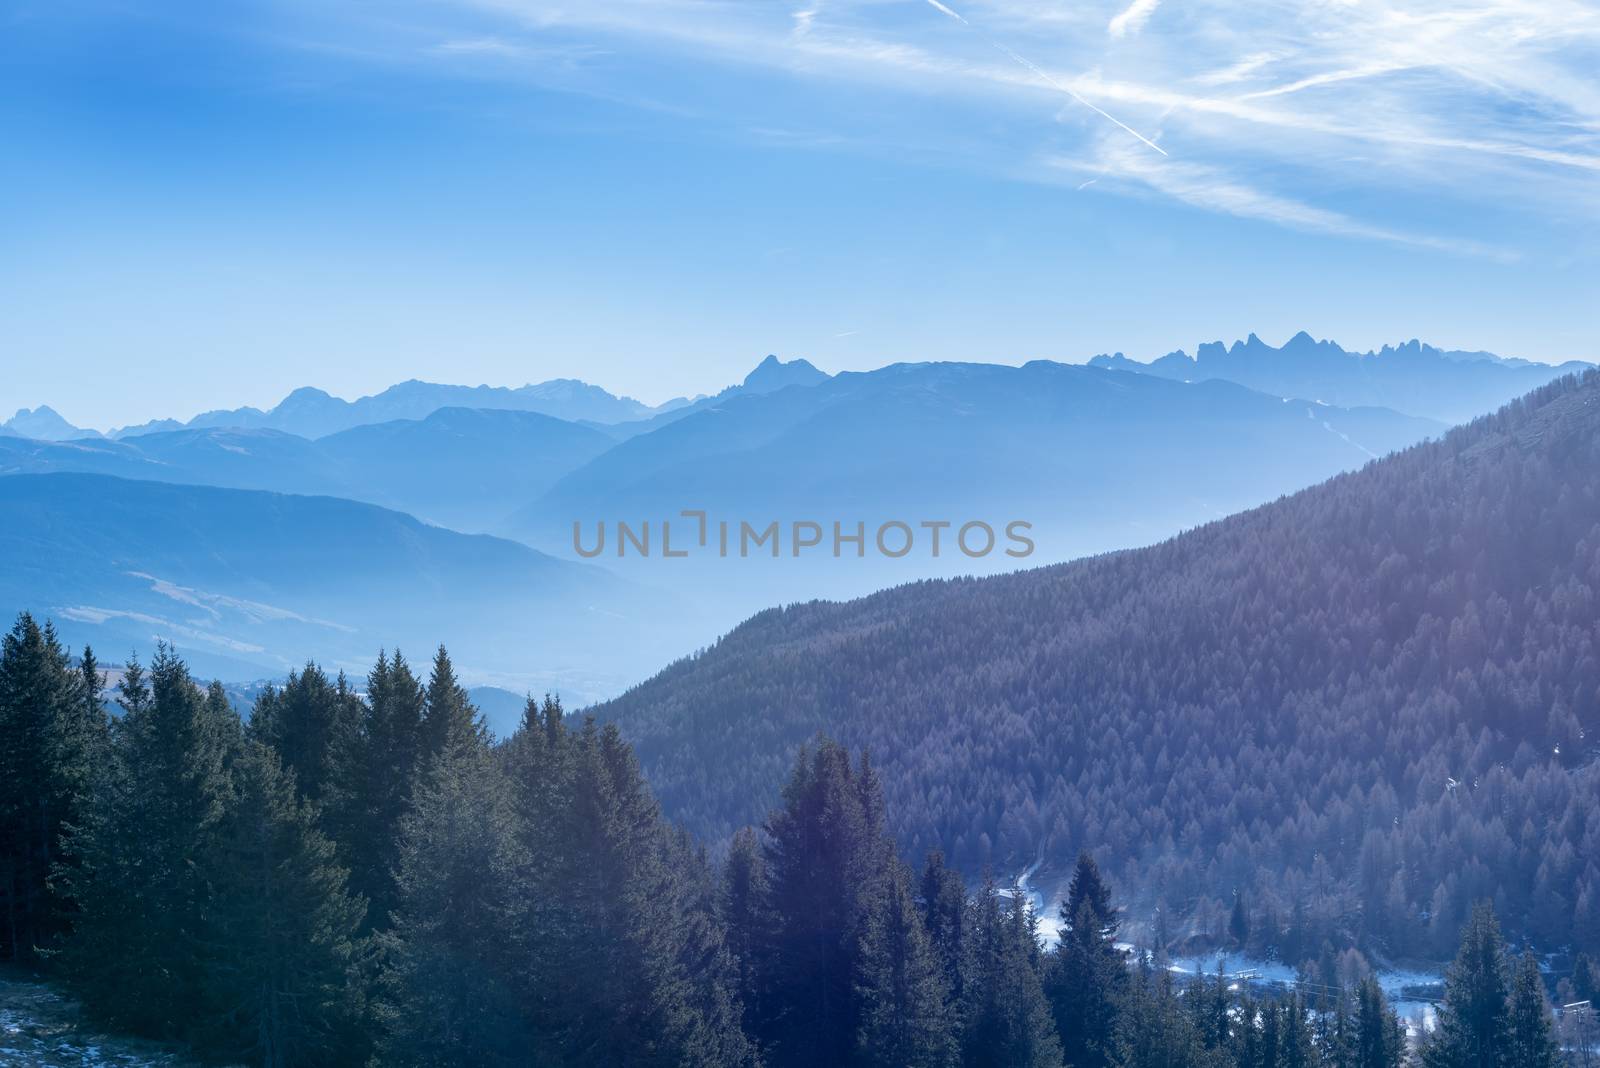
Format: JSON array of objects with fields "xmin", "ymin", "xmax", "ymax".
[
  {"xmin": 419, "ymin": 644, "xmax": 479, "ymax": 761},
  {"xmin": 558, "ymin": 720, "xmax": 757, "ymax": 1067},
  {"xmin": 248, "ymin": 662, "xmax": 363, "ymax": 835},
  {"xmin": 0, "ymin": 614, "xmax": 98, "ymax": 960},
  {"xmin": 58, "ymin": 645, "xmax": 237, "ymax": 1037},
  {"xmin": 855, "ymin": 853, "xmax": 957, "ymax": 1067},
  {"xmin": 1230, "ymin": 894, "xmax": 1250, "ymax": 949},
  {"xmin": 761, "ymin": 739, "xmax": 882, "ymax": 1067},
  {"xmin": 1504, "ymin": 950, "xmax": 1561, "ymax": 1068},
  {"xmin": 376, "ymin": 710, "xmax": 524, "ymax": 1066},
  {"xmin": 1112, "ymin": 957, "xmax": 1216, "ymax": 1068},
  {"xmin": 1570, "ymin": 951, "xmax": 1598, "ymax": 1005},
  {"xmin": 1424, "ymin": 902, "xmax": 1512, "ymax": 1068},
  {"xmin": 723, "ymin": 825, "xmax": 774, "ymax": 1034},
  {"xmin": 202, "ymin": 741, "xmax": 368, "ymax": 1067},
  {"xmin": 921, "ymin": 851, "xmax": 969, "ymax": 1010},
  {"xmin": 959, "ymin": 877, "xmax": 1063, "ymax": 1068},
  {"xmin": 1047, "ymin": 852, "xmax": 1127, "ymax": 1068},
  {"xmin": 347, "ymin": 649, "xmax": 426, "ymax": 929},
  {"xmin": 1278, "ymin": 995, "xmax": 1319, "ymax": 1068},
  {"xmin": 1353, "ymin": 977, "xmax": 1403, "ymax": 1068}
]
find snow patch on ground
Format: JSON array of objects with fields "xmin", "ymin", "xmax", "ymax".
[{"xmin": 0, "ymin": 970, "xmax": 197, "ymax": 1067}]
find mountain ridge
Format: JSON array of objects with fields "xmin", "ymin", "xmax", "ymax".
[
  {"xmin": 0, "ymin": 407, "xmax": 616, "ymax": 533},
  {"xmin": 0, "ymin": 471, "xmax": 689, "ymax": 701},
  {"xmin": 1089, "ymin": 331, "xmax": 1591, "ymax": 423},
  {"xmin": 104, "ymin": 376, "xmax": 694, "ymax": 440}
]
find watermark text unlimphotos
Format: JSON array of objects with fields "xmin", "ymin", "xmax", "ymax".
[{"xmin": 573, "ymin": 512, "xmax": 1034, "ymax": 560}]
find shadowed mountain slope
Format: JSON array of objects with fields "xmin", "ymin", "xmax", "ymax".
[
  {"xmin": 0, "ymin": 473, "xmax": 682, "ymax": 702},
  {"xmin": 594, "ymin": 371, "xmax": 1600, "ymax": 956}
]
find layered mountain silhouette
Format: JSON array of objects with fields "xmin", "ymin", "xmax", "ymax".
[
  {"xmin": 1, "ymin": 406, "xmax": 101, "ymax": 441},
  {"xmin": 513, "ymin": 358, "xmax": 1442, "ymax": 610},
  {"xmin": 590, "ymin": 368, "xmax": 1600, "ymax": 951},
  {"xmin": 592, "ymin": 353, "xmax": 831, "ymax": 441},
  {"xmin": 1089, "ymin": 330, "xmax": 1589, "ymax": 424},
  {"xmin": 740, "ymin": 353, "xmax": 829, "ymax": 394},
  {"xmin": 3, "ymin": 336, "xmax": 1583, "ymax": 708},
  {"xmin": 0, "ymin": 408, "xmax": 615, "ymax": 532},
  {"xmin": 0, "ymin": 473, "xmax": 686, "ymax": 701},
  {"xmin": 107, "ymin": 377, "xmax": 693, "ymax": 440}
]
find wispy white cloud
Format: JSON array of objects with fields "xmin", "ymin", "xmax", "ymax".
[
  {"xmin": 1192, "ymin": 51, "xmax": 1281, "ymax": 87},
  {"xmin": 915, "ymin": 0, "xmax": 1167, "ymax": 154},
  {"xmin": 1056, "ymin": 139, "xmax": 1516, "ymax": 260},
  {"xmin": 279, "ymin": 0, "xmax": 1600, "ymax": 255},
  {"xmin": 792, "ymin": 4, "xmax": 820, "ymax": 36},
  {"xmin": 1107, "ymin": 0, "xmax": 1160, "ymax": 38}
]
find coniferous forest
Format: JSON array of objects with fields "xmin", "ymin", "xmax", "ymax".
[
  {"xmin": 0, "ymin": 614, "xmax": 1585, "ymax": 1066},
  {"xmin": 596, "ymin": 371, "xmax": 1600, "ymax": 962}
]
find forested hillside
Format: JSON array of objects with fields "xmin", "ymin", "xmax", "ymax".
[
  {"xmin": 595, "ymin": 371, "xmax": 1600, "ymax": 959},
  {"xmin": 0, "ymin": 619, "xmax": 1566, "ymax": 1066}
]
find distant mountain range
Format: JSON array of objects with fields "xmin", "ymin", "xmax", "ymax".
[
  {"xmin": 0, "ymin": 357, "xmax": 836, "ymax": 534},
  {"xmin": 2, "ymin": 334, "xmax": 1588, "ymax": 699},
  {"xmin": 1, "ymin": 406, "xmax": 104, "ymax": 441},
  {"xmin": 1088, "ymin": 331, "xmax": 1590, "ymax": 424},
  {"xmin": 512, "ymin": 357, "xmax": 1443, "ymax": 611},
  {"xmin": 102, "ymin": 377, "xmax": 697, "ymax": 440},
  {"xmin": 0, "ymin": 407, "xmax": 616, "ymax": 533},
  {"xmin": 11, "ymin": 334, "xmax": 1581, "ymax": 443},
  {"xmin": 0, "ymin": 473, "xmax": 688, "ymax": 703},
  {"xmin": 591, "ymin": 368, "xmax": 1600, "ymax": 953}
]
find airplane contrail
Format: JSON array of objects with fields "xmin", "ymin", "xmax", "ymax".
[
  {"xmin": 921, "ymin": 0, "xmax": 1168, "ymax": 157},
  {"xmin": 925, "ymin": 0, "xmax": 968, "ymax": 23}
]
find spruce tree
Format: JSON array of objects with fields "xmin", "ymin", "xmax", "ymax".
[
  {"xmin": 855, "ymin": 852, "xmax": 957, "ymax": 1067},
  {"xmin": 377, "ymin": 707, "xmax": 524, "ymax": 1066},
  {"xmin": 1230, "ymin": 894, "xmax": 1250, "ymax": 949},
  {"xmin": 1112, "ymin": 956, "xmax": 1216, "ymax": 1068},
  {"xmin": 665, "ymin": 827, "xmax": 762, "ymax": 1068},
  {"xmin": 248, "ymin": 662, "xmax": 363, "ymax": 832},
  {"xmin": 0, "ymin": 614, "xmax": 99, "ymax": 960},
  {"xmin": 58, "ymin": 645, "xmax": 237, "ymax": 1037},
  {"xmin": 723, "ymin": 825, "xmax": 774, "ymax": 1034},
  {"xmin": 921, "ymin": 851, "xmax": 969, "ymax": 1010},
  {"xmin": 555, "ymin": 720, "xmax": 756, "ymax": 1067},
  {"xmin": 420, "ymin": 644, "xmax": 479, "ymax": 761},
  {"xmin": 348, "ymin": 649, "xmax": 426, "ymax": 929},
  {"xmin": 1424, "ymin": 902, "xmax": 1512, "ymax": 1068},
  {"xmin": 1046, "ymin": 852, "xmax": 1127, "ymax": 1068},
  {"xmin": 958, "ymin": 877, "xmax": 1063, "ymax": 1068},
  {"xmin": 1505, "ymin": 950, "xmax": 1561, "ymax": 1068},
  {"xmin": 762, "ymin": 739, "xmax": 882, "ymax": 1067},
  {"xmin": 1353, "ymin": 976, "xmax": 1403, "ymax": 1068},
  {"xmin": 1571, "ymin": 951, "xmax": 1598, "ymax": 1004},
  {"xmin": 1322, "ymin": 989, "xmax": 1357, "ymax": 1068},
  {"xmin": 202, "ymin": 741, "xmax": 367, "ymax": 1067},
  {"xmin": 1278, "ymin": 994, "xmax": 1319, "ymax": 1068}
]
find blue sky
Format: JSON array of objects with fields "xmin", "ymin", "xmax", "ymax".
[{"xmin": 2, "ymin": 0, "xmax": 1597, "ymax": 430}]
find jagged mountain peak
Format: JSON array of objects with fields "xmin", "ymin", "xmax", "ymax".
[{"xmin": 742, "ymin": 354, "xmax": 829, "ymax": 394}]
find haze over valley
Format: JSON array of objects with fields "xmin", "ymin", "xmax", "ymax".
[{"xmin": 5, "ymin": 331, "xmax": 1577, "ymax": 701}]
